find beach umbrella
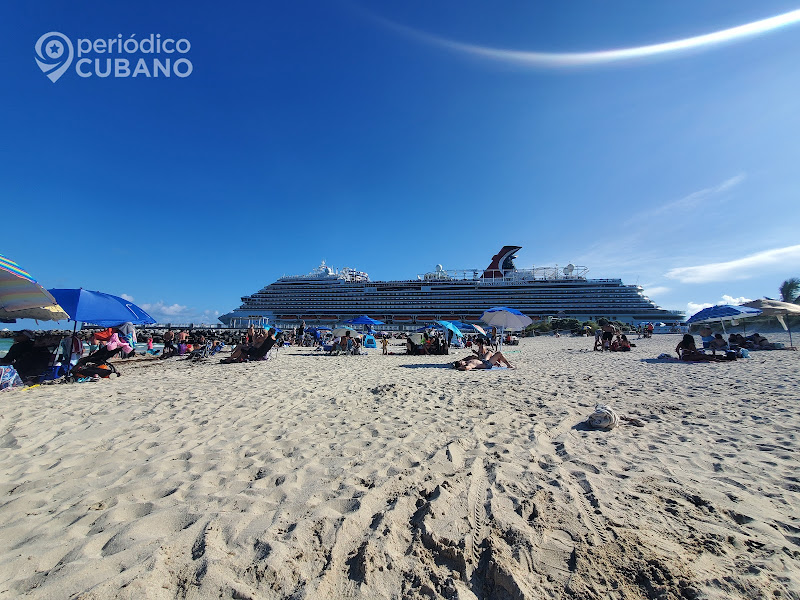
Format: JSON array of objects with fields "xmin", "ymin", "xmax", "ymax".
[
  {"xmin": 741, "ymin": 299, "xmax": 800, "ymax": 347},
  {"xmin": 481, "ymin": 307, "xmax": 533, "ymax": 331},
  {"xmin": 0, "ymin": 253, "xmax": 69, "ymax": 321},
  {"xmin": 332, "ymin": 326, "xmax": 361, "ymax": 338},
  {"xmin": 471, "ymin": 323, "xmax": 487, "ymax": 336},
  {"xmin": 436, "ymin": 320, "xmax": 463, "ymax": 339},
  {"xmin": 686, "ymin": 304, "xmax": 761, "ymax": 335},
  {"xmin": 48, "ymin": 288, "xmax": 156, "ymax": 326},
  {"xmin": 481, "ymin": 307, "xmax": 533, "ymax": 349}
]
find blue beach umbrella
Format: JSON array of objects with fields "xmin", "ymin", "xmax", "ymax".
[
  {"xmin": 686, "ymin": 305, "xmax": 761, "ymax": 325},
  {"xmin": 686, "ymin": 304, "xmax": 761, "ymax": 335},
  {"xmin": 48, "ymin": 288, "xmax": 156, "ymax": 326},
  {"xmin": 436, "ymin": 320, "xmax": 463, "ymax": 338}
]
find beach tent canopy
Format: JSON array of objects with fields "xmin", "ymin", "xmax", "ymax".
[
  {"xmin": 686, "ymin": 304, "xmax": 761, "ymax": 325},
  {"xmin": 741, "ymin": 299, "xmax": 800, "ymax": 347},
  {"xmin": 480, "ymin": 307, "xmax": 533, "ymax": 331},
  {"xmin": 740, "ymin": 299, "xmax": 800, "ymax": 317},
  {"xmin": 48, "ymin": 288, "xmax": 156, "ymax": 326},
  {"xmin": 0, "ymin": 253, "xmax": 69, "ymax": 321}
]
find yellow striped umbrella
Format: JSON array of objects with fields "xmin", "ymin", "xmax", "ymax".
[{"xmin": 0, "ymin": 253, "xmax": 68, "ymax": 321}]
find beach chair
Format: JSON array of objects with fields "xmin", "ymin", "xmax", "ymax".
[
  {"xmin": 186, "ymin": 341, "xmax": 213, "ymax": 361},
  {"xmin": 69, "ymin": 345, "xmax": 123, "ymax": 380}
]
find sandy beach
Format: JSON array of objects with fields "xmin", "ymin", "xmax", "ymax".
[{"xmin": 1, "ymin": 334, "xmax": 799, "ymax": 599}]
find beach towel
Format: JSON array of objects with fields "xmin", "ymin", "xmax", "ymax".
[
  {"xmin": 1, "ymin": 366, "xmax": 23, "ymax": 390},
  {"xmin": 586, "ymin": 404, "xmax": 620, "ymax": 430},
  {"xmin": 104, "ymin": 333, "xmax": 133, "ymax": 355}
]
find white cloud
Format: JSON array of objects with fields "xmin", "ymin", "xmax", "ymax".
[
  {"xmin": 665, "ymin": 244, "xmax": 800, "ymax": 283},
  {"xmin": 120, "ymin": 293, "xmax": 135, "ymax": 301},
  {"xmin": 687, "ymin": 301, "xmax": 714, "ymax": 314},
  {"xmin": 141, "ymin": 301, "xmax": 189, "ymax": 317},
  {"xmin": 642, "ymin": 286, "xmax": 670, "ymax": 297},
  {"xmin": 139, "ymin": 301, "xmax": 221, "ymax": 325},
  {"xmin": 721, "ymin": 294, "xmax": 752, "ymax": 305}
]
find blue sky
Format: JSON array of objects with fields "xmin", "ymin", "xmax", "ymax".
[{"xmin": 3, "ymin": 0, "xmax": 800, "ymax": 327}]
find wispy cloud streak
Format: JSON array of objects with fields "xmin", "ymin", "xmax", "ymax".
[
  {"xmin": 371, "ymin": 8, "xmax": 800, "ymax": 68},
  {"xmin": 666, "ymin": 245, "xmax": 800, "ymax": 283}
]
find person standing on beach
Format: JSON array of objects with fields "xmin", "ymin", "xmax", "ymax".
[
  {"xmin": 163, "ymin": 329, "xmax": 175, "ymax": 354},
  {"xmin": 297, "ymin": 321, "xmax": 305, "ymax": 346},
  {"xmin": 600, "ymin": 321, "xmax": 615, "ymax": 350},
  {"xmin": 381, "ymin": 336, "xmax": 389, "ymax": 355}
]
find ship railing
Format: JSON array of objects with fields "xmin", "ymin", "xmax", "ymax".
[{"xmin": 415, "ymin": 265, "xmax": 590, "ymax": 282}]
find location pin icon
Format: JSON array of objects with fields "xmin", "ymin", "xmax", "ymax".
[{"xmin": 35, "ymin": 32, "xmax": 73, "ymax": 82}]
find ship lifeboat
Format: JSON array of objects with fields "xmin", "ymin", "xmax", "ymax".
[
  {"xmin": 301, "ymin": 315, "xmax": 318, "ymax": 320},
  {"xmin": 278, "ymin": 315, "xmax": 298, "ymax": 320},
  {"xmin": 392, "ymin": 316, "xmax": 413, "ymax": 322},
  {"xmin": 318, "ymin": 315, "xmax": 338, "ymax": 321},
  {"xmin": 416, "ymin": 315, "xmax": 436, "ymax": 322}
]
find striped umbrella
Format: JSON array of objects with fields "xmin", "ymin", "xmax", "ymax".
[{"xmin": 0, "ymin": 254, "xmax": 68, "ymax": 321}]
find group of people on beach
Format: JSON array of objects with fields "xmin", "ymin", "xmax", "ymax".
[{"xmin": 593, "ymin": 322, "xmax": 635, "ymax": 352}]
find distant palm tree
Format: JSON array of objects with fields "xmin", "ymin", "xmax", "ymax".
[{"xmin": 779, "ymin": 278, "xmax": 800, "ymax": 304}]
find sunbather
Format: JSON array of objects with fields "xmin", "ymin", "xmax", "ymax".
[{"xmin": 453, "ymin": 350, "xmax": 513, "ymax": 370}]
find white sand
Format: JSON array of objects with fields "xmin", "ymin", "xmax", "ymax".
[{"xmin": 1, "ymin": 335, "xmax": 799, "ymax": 599}]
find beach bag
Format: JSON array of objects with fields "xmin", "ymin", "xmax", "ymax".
[
  {"xmin": 73, "ymin": 364, "xmax": 114, "ymax": 379},
  {"xmin": 1, "ymin": 366, "xmax": 23, "ymax": 390},
  {"xmin": 586, "ymin": 404, "xmax": 620, "ymax": 430}
]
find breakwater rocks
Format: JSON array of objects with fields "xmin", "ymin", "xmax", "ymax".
[{"xmin": 0, "ymin": 328, "xmax": 251, "ymax": 345}]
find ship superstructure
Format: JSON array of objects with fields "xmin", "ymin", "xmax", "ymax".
[{"xmin": 219, "ymin": 246, "xmax": 684, "ymax": 329}]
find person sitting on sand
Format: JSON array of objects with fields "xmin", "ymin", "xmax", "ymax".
[
  {"xmin": 452, "ymin": 350, "xmax": 514, "ymax": 370},
  {"xmin": 747, "ymin": 333, "xmax": 772, "ymax": 348},
  {"xmin": 675, "ymin": 334, "xmax": 732, "ymax": 361},
  {"xmin": 619, "ymin": 334, "xmax": 632, "ymax": 351},
  {"xmin": 708, "ymin": 333, "xmax": 729, "ymax": 354},
  {"xmin": 221, "ymin": 329, "xmax": 276, "ymax": 363},
  {"xmin": 699, "ymin": 325, "xmax": 714, "ymax": 349},
  {"xmin": 0, "ymin": 330, "xmax": 52, "ymax": 381}
]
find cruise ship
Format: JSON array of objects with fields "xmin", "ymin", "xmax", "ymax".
[{"xmin": 218, "ymin": 246, "xmax": 685, "ymax": 329}]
